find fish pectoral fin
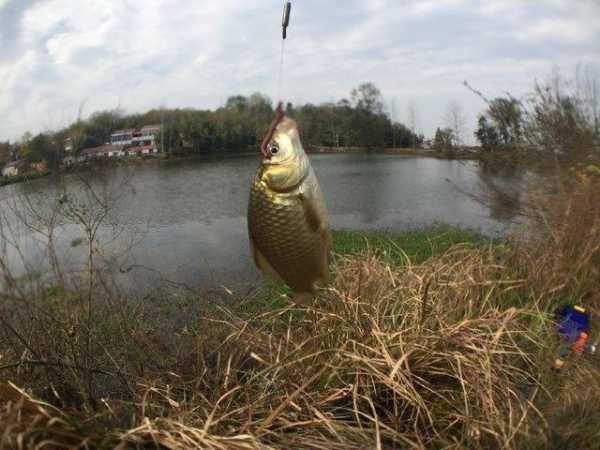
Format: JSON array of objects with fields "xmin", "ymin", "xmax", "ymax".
[
  {"xmin": 299, "ymin": 193, "xmax": 322, "ymax": 233},
  {"xmin": 250, "ymin": 238, "xmax": 283, "ymax": 282},
  {"xmin": 299, "ymin": 192, "xmax": 332, "ymax": 273}
]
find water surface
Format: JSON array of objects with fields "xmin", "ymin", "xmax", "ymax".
[{"xmin": 1, "ymin": 154, "xmax": 522, "ymax": 294}]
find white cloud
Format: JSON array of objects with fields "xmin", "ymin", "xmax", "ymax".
[
  {"xmin": 519, "ymin": 18, "xmax": 596, "ymax": 43},
  {"xmin": 0, "ymin": 0, "xmax": 599, "ymax": 143},
  {"xmin": 409, "ymin": 0, "xmax": 467, "ymax": 16}
]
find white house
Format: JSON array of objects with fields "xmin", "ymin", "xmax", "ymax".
[
  {"xmin": 110, "ymin": 129, "xmax": 135, "ymax": 146},
  {"xmin": 64, "ymin": 137, "xmax": 73, "ymax": 153},
  {"xmin": 111, "ymin": 125, "xmax": 161, "ymax": 150},
  {"xmin": 2, "ymin": 160, "xmax": 26, "ymax": 177}
]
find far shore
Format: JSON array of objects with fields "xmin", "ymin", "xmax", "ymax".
[
  {"xmin": 1, "ymin": 147, "xmax": 481, "ymax": 187},
  {"xmin": 306, "ymin": 146, "xmax": 479, "ymax": 159}
]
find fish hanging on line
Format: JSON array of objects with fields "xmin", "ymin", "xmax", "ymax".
[{"xmin": 247, "ymin": 103, "xmax": 331, "ymax": 299}]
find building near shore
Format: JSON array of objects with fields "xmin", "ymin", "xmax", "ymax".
[
  {"xmin": 2, "ymin": 160, "xmax": 27, "ymax": 177},
  {"xmin": 110, "ymin": 129, "xmax": 136, "ymax": 146},
  {"xmin": 78, "ymin": 124, "xmax": 162, "ymax": 162},
  {"xmin": 110, "ymin": 125, "xmax": 160, "ymax": 148},
  {"xmin": 64, "ymin": 137, "xmax": 73, "ymax": 153},
  {"xmin": 126, "ymin": 144, "xmax": 159, "ymax": 156},
  {"xmin": 81, "ymin": 144, "xmax": 125, "ymax": 159}
]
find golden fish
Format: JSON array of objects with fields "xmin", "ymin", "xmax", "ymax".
[{"xmin": 247, "ymin": 105, "xmax": 331, "ymax": 295}]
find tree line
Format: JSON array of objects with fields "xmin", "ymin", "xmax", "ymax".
[
  {"xmin": 0, "ymin": 83, "xmax": 424, "ymax": 168},
  {"xmin": 2, "ymin": 68, "xmax": 597, "ymax": 170}
]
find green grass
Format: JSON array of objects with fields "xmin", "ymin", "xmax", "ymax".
[
  {"xmin": 237, "ymin": 224, "xmax": 491, "ymax": 316},
  {"xmin": 333, "ymin": 224, "xmax": 492, "ymax": 265}
]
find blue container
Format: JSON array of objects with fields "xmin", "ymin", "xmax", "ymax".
[{"xmin": 557, "ymin": 305, "xmax": 590, "ymax": 343}]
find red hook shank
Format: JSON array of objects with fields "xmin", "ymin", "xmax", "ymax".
[{"xmin": 260, "ymin": 102, "xmax": 285, "ymax": 159}]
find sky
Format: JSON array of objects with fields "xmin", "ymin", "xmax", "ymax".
[{"xmin": 1, "ymin": 0, "xmax": 599, "ymax": 144}]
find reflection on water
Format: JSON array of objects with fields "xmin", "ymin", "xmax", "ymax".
[
  {"xmin": 476, "ymin": 159, "xmax": 528, "ymax": 223},
  {"xmin": 1, "ymin": 154, "xmax": 521, "ymax": 294}
]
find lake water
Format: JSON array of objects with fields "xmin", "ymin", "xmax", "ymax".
[{"xmin": 0, "ymin": 154, "xmax": 523, "ymax": 296}]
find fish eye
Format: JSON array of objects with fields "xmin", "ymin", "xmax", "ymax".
[{"xmin": 268, "ymin": 143, "xmax": 279, "ymax": 154}]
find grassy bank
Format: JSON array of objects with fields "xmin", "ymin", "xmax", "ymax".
[
  {"xmin": 333, "ymin": 225, "xmax": 491, "ymax": 264},
  {"xmin": 1, "ymin": 197, "xmax": 599, "ymax": 449}
]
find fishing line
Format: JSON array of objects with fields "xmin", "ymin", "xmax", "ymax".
[
  {"xmin": 277, "ymin": 38, "xmax": 286, "ymax": 102},
  {"xmin": 276, "ymin": 1, "xmax": 291, "ymax": 105}
]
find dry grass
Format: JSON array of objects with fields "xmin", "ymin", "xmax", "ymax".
[
  {"xmin": 0, "ymin": 245, "xmax": 544, "ymax": 449},
  {"xmin": 1, "ymin": 169, "xmax": 600, "ymax": 449}
]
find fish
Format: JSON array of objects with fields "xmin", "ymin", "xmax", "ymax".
[{"xmin": 247, "ymin": 103, "xmax": 331, "ymax": 296}]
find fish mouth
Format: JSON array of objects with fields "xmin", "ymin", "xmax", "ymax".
[{"xmin": 260, "ymin": 102, "xmax": 285, "ymax": 159}]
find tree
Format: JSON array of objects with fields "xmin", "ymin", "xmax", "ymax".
[
  {"xmin": 21, "ymin": 132, "xmax": 33, "ymax": 142},
  {"xmin": 433, "ymin": 127, "xmax": 454, "ymax": 150},
  {"xmin": 0, "ymin": 142, "xmax": 10, "ymax": 165},
  {"xmin": 86, "ymin": 110, "xmax": 124, "ymax": 145},
  {"xmin": 9, "ymin": 88, "xmax": 430, "ymax": 162},
  {"xmin": 575, "ymin": 63, "xmax": 599, "ymax": 140},
  {"xmin": 475, "ymin": 115, "xmax": 500, "ymax": 150},
  {"xmin": 225, "ymin": 95, "xmax": 249, "ymax": 114},
  {"xmin": 469, "ymin": 96, "xmax": 523, "ymax": 150},
  {"xmin": 388, "ymin": 98, "xmax": 399, "ymax": 148},
  {"xmin": 248, "ymin": 93, "xmax": 272, "ymax": 114},
  {"xmin": 68, "ymin": 121, "xmax": 87, "ymax": 154},
  {"xmin": 487, "ymin": 97, "xmax": 523, "ymax": 147},
  {"xmin": 23, "ymin": 133, "xmax": 50, "ymax": 163},
  {"xmin": 390, "ymin": 123, "xmax": 420, "ymax": 148},
  {"xmin": 525, "ymin": 69, "xmax": 596, "ymax": 153},
  {"xmin": 407, "ymin": 101, "xmax": 419, "ymax": 148},
  {"xmin": 156, "ymin": 120, "xmax": 184, "ymax": 154},
  {"xmin": 351, "ymin": 82, "xmax": 384, "ymax": 115},
  {"xmin": 248, "ymin": 92, "xmax": 273, "ymax": 139},
  {"xmin": 465, "ymin": 80, "xmax": 524, "ymax": 150},
  {"xmin": 445, "ymin": 101, "xmax": 466, "ymax": 147}
]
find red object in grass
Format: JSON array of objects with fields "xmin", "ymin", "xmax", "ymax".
[{"xmin": 573, "ymin": 331, "xmax": 589, "ymax": 354}]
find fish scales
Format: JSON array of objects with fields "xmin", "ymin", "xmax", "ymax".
[
  {"xmin": 248, "ymin": 178, "xmax": 322, "ymax": 292},
  {"xmin": 247, "ymin": 111, "xmax": 330, "ymax": 295}
]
